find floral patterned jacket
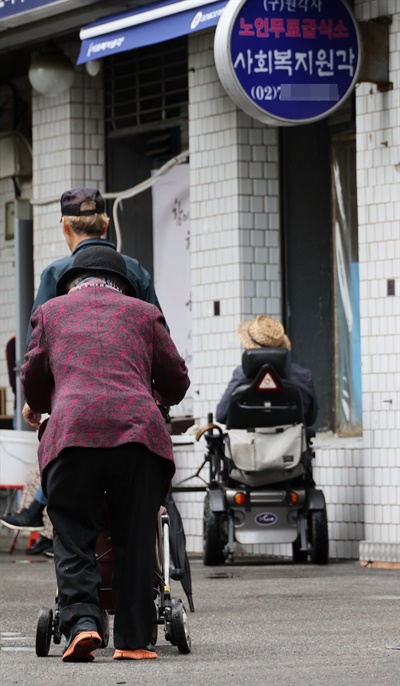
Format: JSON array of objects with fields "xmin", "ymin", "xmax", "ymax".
[{"xmin": 21, "ymin": 286, "xmax": 190, "ymax": 481}]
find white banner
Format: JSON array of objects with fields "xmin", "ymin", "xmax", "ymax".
[{"xmin": 152, "ymin": 164, "xmax": 192, "ymax": 417}]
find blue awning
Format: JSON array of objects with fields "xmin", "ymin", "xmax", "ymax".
[{"xmin": 77, "ymin": 0, "xmax": 228, "ymax": 64}]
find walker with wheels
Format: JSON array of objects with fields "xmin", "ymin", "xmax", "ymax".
[{"xmin": 35, "ymin": 508, "xmax": 192, "ymax": 657}]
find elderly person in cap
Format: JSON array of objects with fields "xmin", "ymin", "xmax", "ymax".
[
  {"xmin": 26, "ymin": 187, "xmax": 162, "ymax": 345},
  {"xmin": 216, "ymin": 315, "xmax": 318, "ymax": 427},
  {"xmin": 23, "ymin": 187, "xmax": 163, "ymax": 429},
  {"xmin": 12, "ymin": 187, "xmax": 165, "ymax": 540},
  {"xmin": 20, "ymin": 246, "xmax": 190, "ymax": 663}
]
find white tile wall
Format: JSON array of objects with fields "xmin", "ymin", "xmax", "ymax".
[
  {"xmin": 178, "ymin": 8, "xmax": 400, "ymax": 563},
  {"xmin": 188, "ymin": 30, "xmax": 281, "ymax": 426},
  {"xmin": 31, "ymin": 47, "xmax": 106, "ymax": 290},
  {"xmin": 354, "ymin": 0, "xmax": 400, "ymax": 563},
  {"xmin": 172, "ymin": 441, "xmax": 208, "ymax": 554},
  {"xmin": 173, "ymin": 436, "xmax": 371, "ymax": 560},
  {"xmin": 0, "ymin": 50, "xmax": 105, "ymax": 416}
]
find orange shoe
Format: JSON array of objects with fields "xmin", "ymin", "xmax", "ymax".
[
  {"xmin": 62, "ymin": 631, "xmax": 102, "ymax": 662},
  {"xmin": 113, "ymin": 648, "xmax": 157, "ymax": 660}
]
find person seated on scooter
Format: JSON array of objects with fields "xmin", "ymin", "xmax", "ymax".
[
  {"xmin": 216, "ymin": 315, "xmax": 318, "ymax": 427},
  {"xmin": 20, "ymin": 246, "xmax": 190, "ymax": 663}
]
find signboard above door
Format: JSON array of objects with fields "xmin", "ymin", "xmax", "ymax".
[
  {"xmin": 214, "ymin": 0, "xmax": 362, "ymax": 126},
  {"xmin": 0, "ymin": 0, "xmax": 97, "ymax": 25}
]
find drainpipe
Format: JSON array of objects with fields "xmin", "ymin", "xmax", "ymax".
[{"xmin": 14, "ymin": 200, "xmax": 34, "ymax": 431}]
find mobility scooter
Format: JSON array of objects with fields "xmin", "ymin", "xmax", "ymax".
[{"xmin": 196, "ymin": 348, "xmax": 329, "ymax": 566}]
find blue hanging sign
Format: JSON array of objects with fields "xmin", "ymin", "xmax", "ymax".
[
  {"xmin": 0, "ymin": 0, "xmax": 71, "ymax": 20},
  {"xmin": 214, "ymin": 0, "xmax": 362, "ymax": 125}
]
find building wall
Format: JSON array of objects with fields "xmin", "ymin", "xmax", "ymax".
[
  {"xmin": 354, "ymin": 0, "xmax": 400, "ymax": 565},
  {"xmin": 31, "ymin": 47, "xmax": 105, "ymax": 291},
  {"xmin": 0, "ymin": 50, "xmax": 105, "ymax": 418},
  {"xmin": 173, "ymin": 11, "xmax": 400, "ymax": 563},
  {"xmin": 188, "ymin": 30, "xmax": 282, "ymax": 424},
  {"xmin": 1, "ymin": 3, "xmax": 398, "ymax": 563}
]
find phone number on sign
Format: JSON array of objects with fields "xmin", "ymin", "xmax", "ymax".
[{"xmin": 251, "ymin": 85, "xmax": 281, "ymax": 100}]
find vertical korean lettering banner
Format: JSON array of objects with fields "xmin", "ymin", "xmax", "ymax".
[
  {"xmin": 215, "ymin": 0, "xmax": 361, "ymax": 125},
  {"xmin": 152, "ymin": 164, "xmax": 193, "ymax": 418}
]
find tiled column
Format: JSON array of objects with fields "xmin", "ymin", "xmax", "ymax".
[
  {"xmin": 173, "ymin": 30, "xmax": 282, "ymax": 553},
  {"xmin": 354, "ymin": 1, "xmax": 400, "ymax": 567},
  {"xmin": 188, "ymin": 30, "xmax": 281, "ymax": 425},
  {"xmin": 31, "ymin": 46, "xmax": 105, "ymax": 290}
]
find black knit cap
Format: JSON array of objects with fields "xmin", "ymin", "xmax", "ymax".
[
  {"xmin": 56, "ymin": 246, "xmax": 136, "ymax": 296},
  {"xmin": 61, "ymin": 188, "xmax": 105, "ymax": 216}
]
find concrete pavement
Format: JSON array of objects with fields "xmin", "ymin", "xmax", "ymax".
[{"xmin": 0, "ymin": 549, "xmax": 399, "ymax": 686}]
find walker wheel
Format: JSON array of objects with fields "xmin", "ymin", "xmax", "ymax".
[
  {"xmin": 101, "ymin": 610, "xmax": 110, "ymax": 648},
  {"xmin": 35, "ymin": 607, "xmax": 53, "ymax": 657},
  {"xmin": 151, "ymin": 601, "xmax": 158, "ymax": 646},
  {"xmin": 171, "ymin": 599, "xmax": 191, "ymax": 654},
  {"xmin": 53, "ymin": 610, "xmax": 61, "ymax": 644}
]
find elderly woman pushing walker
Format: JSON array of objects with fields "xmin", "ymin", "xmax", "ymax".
[{"xmin": 20, "ymin": 246, "xmax": 190, "ymax": 662}]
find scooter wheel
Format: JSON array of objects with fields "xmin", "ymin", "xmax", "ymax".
[
  {"xmin": 309, "ymin": 509, "xmax": 329, "ymax": 564},
  {"xmin": 203, "ymin": 493, "xmax": 226, "ymax": 566}
]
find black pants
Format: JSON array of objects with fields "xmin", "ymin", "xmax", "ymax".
[{"xmin": 45, "ymin": 443, "xmax": 168, "ymax": 650}]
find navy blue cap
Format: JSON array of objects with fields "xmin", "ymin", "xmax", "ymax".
[{"xmin": 61, "ymin": 188, "xmax": 105, "ymax": 216}]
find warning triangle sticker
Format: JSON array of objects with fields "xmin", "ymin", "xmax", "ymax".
[{"xmin": 258, "ymin": 372, "xmax": 278, "ymax": 390}]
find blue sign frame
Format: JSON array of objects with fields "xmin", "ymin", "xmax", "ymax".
[
  {"xmin": 214, "ymin": 0, "xmax": 361, "ymax": 125},
  {"xmin": 0, "ymin": 0, "xmax": 67, "ymax": 19}
]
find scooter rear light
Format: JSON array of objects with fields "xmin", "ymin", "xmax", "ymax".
[
  {"xmin": 233, "ymin": 492, "xmax": 246, "ymax": 506},
  {"xmin": 289, "ymin": 491, "xmax": 299, "ymax": 504}
]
